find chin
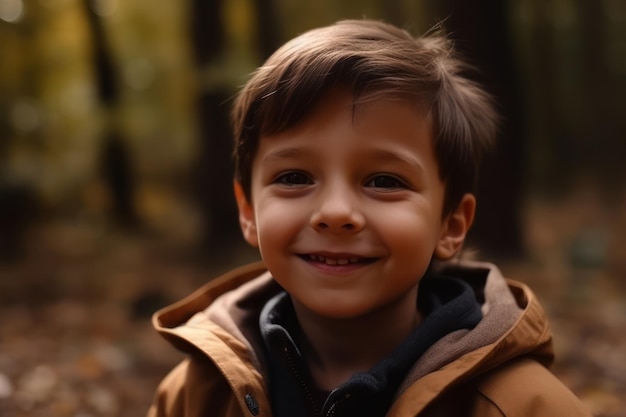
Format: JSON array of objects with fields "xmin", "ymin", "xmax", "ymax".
[{"xmin": 304, "ymin": 302, "xmax": 372, "ymax": 320}]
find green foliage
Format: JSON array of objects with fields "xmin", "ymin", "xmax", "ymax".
[{"xmin": 0, "ymin": 0, "xmax": 624, "ymax": 216}]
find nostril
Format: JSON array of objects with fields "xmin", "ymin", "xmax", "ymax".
[{"xmin": 316, "ymin": 222, "xmax": 356, "ymax": 231}]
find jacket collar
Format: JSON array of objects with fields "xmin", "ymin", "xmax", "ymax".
[{"xmin": 152, "ymin": 260, "xmax": 554, "ymax": 416}]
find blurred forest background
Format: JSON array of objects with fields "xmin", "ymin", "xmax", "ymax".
[{"xmin": 0, "ymin": 0, "xmax": 625, "ymax": 416}]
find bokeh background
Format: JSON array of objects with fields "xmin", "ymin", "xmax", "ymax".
[{"xmin": 0, "ymin": 0, "xmax": 625, "ymax": 416}]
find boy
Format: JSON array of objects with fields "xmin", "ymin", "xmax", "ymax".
[{"xmin": 148, "ymin": 20, "xmax": 592, "ymax": 417}]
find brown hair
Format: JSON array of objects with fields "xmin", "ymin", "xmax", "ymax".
[{"xmin": 232, "ymin": 19, "xmax": 498, "ymax": 215}]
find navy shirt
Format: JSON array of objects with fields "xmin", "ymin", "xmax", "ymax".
[{"xmin": 259, "ymin": 273, "xmax": 483, "ymax": 417}]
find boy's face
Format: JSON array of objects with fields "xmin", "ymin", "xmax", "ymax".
[{"xmin": 236, "ymin": 89, "xmax": 474, "ymax": 319}]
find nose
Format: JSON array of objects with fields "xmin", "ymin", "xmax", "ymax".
[{"xmin": 310, "ymin": 185, "xmax": 365, "ymax": 233}]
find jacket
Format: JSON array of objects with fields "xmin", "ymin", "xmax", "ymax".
[{"xmin": 147, "ymin": 260, "xmax": 592, "ymax": 417}]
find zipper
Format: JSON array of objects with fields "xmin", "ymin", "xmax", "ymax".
[
  {"xmin": 283, "ymin": 346, "xmax": 321, "ymax": 417},
  {"xmin": 324, "ymin": 392, "xmax": 351, "ymax": 417}
]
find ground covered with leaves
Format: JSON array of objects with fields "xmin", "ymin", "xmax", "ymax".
[{"xmin": 0, "ymin": 194, "xmax": 624, "ymax": 417}]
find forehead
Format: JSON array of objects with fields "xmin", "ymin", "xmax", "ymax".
[
  {"xmin": 253, "ymin": 89, "xmax": 436, "ymax": 169},
  {"xmin": 261, "ymin": 88, "xmax": 432, "ymax": 140}
]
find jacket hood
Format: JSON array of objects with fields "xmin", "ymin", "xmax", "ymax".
[{"xmin": 152, "ymin": 260, "xmax": 555, "ymax": 414}]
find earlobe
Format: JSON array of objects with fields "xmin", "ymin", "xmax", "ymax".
[
  {"xmin": 434, "ymin": 194, "xmax": 476, "ymax": 260},
  {"xmin": 233, "ymin": 180, "xmax": 259, "ymax": 247}
]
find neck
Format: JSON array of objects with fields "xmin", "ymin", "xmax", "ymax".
[{"xmin": 292, "ymin": 287, "xmax": 421, "ymax": 391}]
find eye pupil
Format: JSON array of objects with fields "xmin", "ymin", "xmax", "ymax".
[
  {"xmin": 287, "ymin": 173, "xmax": 307, "ymax": 184},
  {"xmin": 372, "ymin": 176, "xmax": 400, "ymax": 188},
  {"xmin": 278, "ymin": 172, "xmax": 311, "ymax": 185}
]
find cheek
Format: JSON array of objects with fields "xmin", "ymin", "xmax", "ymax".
[
  {"xmin": 377, "ymin": 206, "xmax": 442, "ymax": 252},
  {"xmin": 255, "ymin": 199, "xmax": 305, "ymax": 248}
]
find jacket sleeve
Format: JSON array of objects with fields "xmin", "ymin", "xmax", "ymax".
[
  {"xmin": 476, "ymin": 358, "xmax": 594, "ymax": 417},
  {"xmin": 146, "ymin": 357, "xmax": 248, "ymax": 417},
  {"xmin": 147, "ymin": 360, "xmax": 190, "ymax": 417}
]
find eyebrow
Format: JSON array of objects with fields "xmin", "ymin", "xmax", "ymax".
[
  {"xmin": 260, "ymin": 147, "xmax": 309, "ymax": 165},
  {"xmin": 366, "ymin": 148, "xmax": 426, "ymax": 174},
  {"xmin": 259, "ymin": 146, "xmax": 426, "ymax": 173}
]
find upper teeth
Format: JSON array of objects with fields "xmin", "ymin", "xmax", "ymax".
[{"xmin": 309, "ymin": 255, "xmax": 359, "ymax": 265}]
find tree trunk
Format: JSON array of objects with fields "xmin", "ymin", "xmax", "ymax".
[
  {"xmin": 427, "ymin": 0, "xmax": 526, "ymax": 259},
  {"xmin": 578, "ymin": 0, "xmax": 622, "ymax": 199},
  {"xmin": 189, "ymin": 0, "xmax": 239, "ymax": 251},
  {"xmin": 253, "ymin": 0, "xmax": 282, "ymax": 60},
  {"xmin": 527, "ymin": 0, "xmax": 564, "ymax": 191},
  {"xmin": 83, "ymin": 0, "xmax": 139, "ymax": 228}
]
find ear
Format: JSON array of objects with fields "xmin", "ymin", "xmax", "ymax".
[
  {"xmin": 434, "ymin": 193, "xmax": 476, "ymax": 260},
  {"xmin": 233, "ymin": 180, "xmax": 259, "ymax": 247}
]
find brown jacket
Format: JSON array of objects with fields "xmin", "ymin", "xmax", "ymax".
[{"xmin": 147, "ymin": 261, "xmax": 592, "ymax": 417}]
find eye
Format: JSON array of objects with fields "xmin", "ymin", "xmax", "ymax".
[
  {"xmin": 365, "ymin": 175, "xmax": 406, "ymax": 190},
  {"xmin": 274, "ymin": 171, "xmax": 313, "ymax": 186}
]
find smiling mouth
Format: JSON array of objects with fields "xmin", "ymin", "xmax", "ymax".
[{"xmin": 300, "ymin": 254, "xmax": 376, "ymax": 266}]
